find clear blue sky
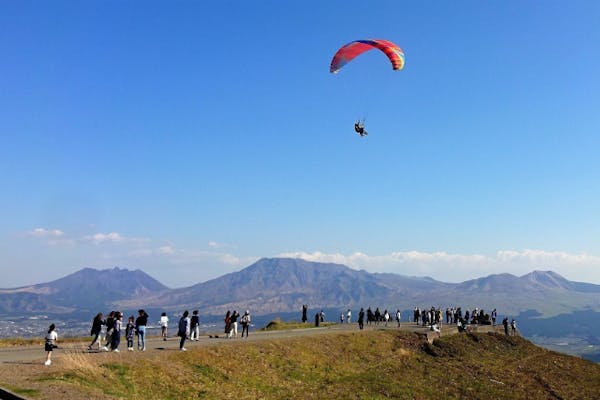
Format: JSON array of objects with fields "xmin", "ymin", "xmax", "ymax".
[{"xmin": 2, "ymin": 1, "xmax": 600, "ymax": 287}]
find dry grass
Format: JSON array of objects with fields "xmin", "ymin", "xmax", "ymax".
[
  {"xmin": 3, "ymin": 330, "xmax": 600, "ymax": 399},
  {"xmin": 0, "ymin": 336, "xmax": 88, "ymax": 348}
]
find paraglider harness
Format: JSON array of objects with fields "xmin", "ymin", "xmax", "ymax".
[{"xmin": 354, "ymin": 119, "xmax": 367, "ymax": 137}]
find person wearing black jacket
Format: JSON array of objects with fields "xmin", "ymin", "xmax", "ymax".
[
  {"xmin": 136, "ymin": 309, "xmax": 149, "ymax": 351},
  {"xmin": 88, "ymin": 312, "xmax": 104, "ymax": 350}
]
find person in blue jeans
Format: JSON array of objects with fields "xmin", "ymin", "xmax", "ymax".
[{"xmin": 135, "ymin": 309, "xmax": 148, "ymax": 351}]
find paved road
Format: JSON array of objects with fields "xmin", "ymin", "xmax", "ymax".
[{"xmin": 0, "ymin": 322, "xmax": 501, "ymax": 366}]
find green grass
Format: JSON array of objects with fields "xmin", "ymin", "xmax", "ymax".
[
  {"xmin": 261, "ymin": 318, "xmax": 337, "ymax": 331},
  {"xmin": 1, "ymin": 383, "xmax": 41, "ymax": 397}
]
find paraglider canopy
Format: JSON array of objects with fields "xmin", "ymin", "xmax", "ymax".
[{"xmin": 330, "ymin": 39, "xmax": 405, "ymax": 74}]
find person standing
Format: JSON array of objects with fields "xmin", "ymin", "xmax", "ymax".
[
  {"xmin": 190, "ymin": 310, "xmax": 200, "ymax": 341},
  {"xmin": 178, "ymin": 310, "xmax": 191, "ymax": 351},
  {"xmin": 340, "ymin": 312, "xmax": 344, "ymax": 323},
  {"xmin": 358, "ymin": 308, "xmax": 365, "ymax": 330},
  {"xmin": 302, "ymin": 305, "xmax": 307, "ymax": 323},
  {"xmin": 230, "ymin": 310, "xmax": 240, "ymax": 339},
  {"xmin": 396, "ymin": 309, "xmax": 402, "ymax": 327},
  {"xmin": 502, "ymin": 317, "xmax": 509, "ymax": 336},
  {"xmin": 136, "ymin": 309, "xmax": 148, "ymax": 351},
  {"xmin": 511, "ymin": 319, "xmax": 517, "ymax": 336},
  {"xmin": 111, "ymin": 312, "xmax": 122, "ymax": 352},
  {"xmin": 88, "ymin": 312, "xmax": 104, "ymax": 351},
  {"xmin": 224, "ymin": 310, "xmax": 232, "ymax": 337},
  {"xmin": 159, "ymin": 312, "xmax": 169, "ymax": 341},
  {"xmin": 491, "ymin": 309, "xmax": 497, "ymax": 326},
  {"xmin": 347, "ymin": 309, "xmax": 352, "ymax": 324},
  {"xmin": 125, "ymin": 316, "xmax": 135, "ymax": 351},
  {"xmin": 240, "ymin": 310, "xmax": 251, "ymax": 338},
  {"xmin": 44, "ymin": 324, "xmax": 58, "ymax": 366}
]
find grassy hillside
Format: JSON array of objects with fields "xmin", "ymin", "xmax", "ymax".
[{"xmin": 3, "ymin": 330, "xmax": 600, "ymax": 399}]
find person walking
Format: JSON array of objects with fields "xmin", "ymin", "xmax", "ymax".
[
  {"xmin": 44, "ymin": 324, "xmax": 58, "ymax": 366},
  {"xmin": 88, "ymin": 312, "xmax": 104, "ymax": 350},
  {"xmin": 136, "ymin": 309, "xmax": 149, "ymax": 351},
  {"xmin": 178, "ymin": 310, "xmax": 191, "ymax": 351},
  {"xmin": 103, "ymin": 311, "xmax": 115, "ymax": 351},
  {"xmin": 240, "ymin": 310, "xmax": 251, "ymax": 338},
  {"xmin": 159, "ymin": 312, "xmax": 169, "ymax": 341}
]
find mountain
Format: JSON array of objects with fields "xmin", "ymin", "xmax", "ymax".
[
  {"xmin": 120, "ymin": 258, "xmax": 406, "ymax": 314},
  {"xmin": 1, "ymin": 258, "xmax": 599, "ymax": 318},
  {"xmin": 118, "ymin": 258, "xmax": 600, "ymax": 317},
  {"xmin": 0, "ymin": 267, "xmax": 168, "ymax": 314}
]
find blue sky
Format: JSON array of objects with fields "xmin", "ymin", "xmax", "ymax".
[{"xmin": 2, "ymin": 1, "xmax": 600, "ymax": 287}]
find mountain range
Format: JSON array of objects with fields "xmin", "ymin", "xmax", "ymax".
[{"xmin": 1, "ymin": 258, "xmax": 599, "ymax": 318}]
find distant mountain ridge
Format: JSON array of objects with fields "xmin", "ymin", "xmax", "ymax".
[
  {"xmin": 0, "ymin": 267, "xmax": 168, "ymax": 314},
  {"xmin": 1, "ymin": 258, "xmax": 599, "ymax": 317}
]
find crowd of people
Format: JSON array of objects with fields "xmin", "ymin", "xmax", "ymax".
[
  {"xmin": 303, "ymin": 305, "xmax": 517, "ymax": 337},
  {"xmin": 79, "ymin": 308, "xmax": 253, "ymax": 355},
  {"xmin": 42, "ymin": 304, "xmax": 517, "ymax": 366}
]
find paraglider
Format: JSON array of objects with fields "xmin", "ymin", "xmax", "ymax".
[
  {"xmin": 330, "ymin": 39, "xmax": 404, "ymax": 137},
  {"xmin": 330, "ymin": 39, "xmax": 405, "ymax": 74},
  {"xmin": 354, "ymin": 120, "xmax": 367, "ymax": 137}
]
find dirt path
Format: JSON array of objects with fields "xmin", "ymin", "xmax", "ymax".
[{"xmin": 0, "ymin": 322, "xmax": 453, "ymax": 365}]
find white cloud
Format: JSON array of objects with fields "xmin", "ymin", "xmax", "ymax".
[
  {"xmin": 208, "ymin": 240, "xmax": 236, "ymax": 249},
  {"xmin": 26, "ymin": 228, "xmax": 74, "ymax": 246},
  {"xmin": 83, "ymin": 232, "xmax": 148, "ymax": 245},
  {"xmin": 276, "ymin": 249, "xmax": 600, "ymax": 283},
  {"xmin": 28, "ymin": 228, "xmax": 65, "ymax": 238}
]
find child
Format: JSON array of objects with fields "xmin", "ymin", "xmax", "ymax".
[
  {"xmin": 44, "ymin": 324, "xmax": 58, "ymax": 366},
  {"xmin": 126, "ymin": 316, "xmax": 135, "ymax": 351}
]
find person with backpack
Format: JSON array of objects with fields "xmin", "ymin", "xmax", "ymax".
[{"xmin": 240, "ymin": 310, "xmax": 251, "ymax": 338}]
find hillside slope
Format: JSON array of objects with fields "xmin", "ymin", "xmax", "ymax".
[{"xmin": 2, "ymin": 330, "xmax": 599, "ymax": 399}]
